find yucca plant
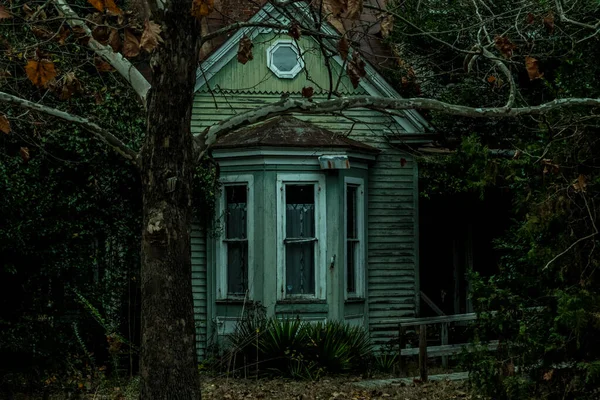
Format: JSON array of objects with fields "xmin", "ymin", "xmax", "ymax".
[
  {"xmin": 224, "ymin": 317, "xmax": 374, "ymax": 378},
  {"xmin": 373, "ymin": 351, "xmax": 400, "ymax": 373},
  {"xmin": 303, "ymin": 321, "xmax": 373, "ymax": 373}
]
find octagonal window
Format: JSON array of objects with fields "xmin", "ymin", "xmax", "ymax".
[{"xmin": 267, "ymin": 40, "xmax": 304, "ymax": 79}]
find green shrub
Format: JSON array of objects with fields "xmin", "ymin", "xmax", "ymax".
[
  {"xmin": 224, "ymin": 315, "xmax": 372, "ymax": 378},
  {"xmin": 373, "ymin": 352, "xmax": 400, "ymax": 373}
]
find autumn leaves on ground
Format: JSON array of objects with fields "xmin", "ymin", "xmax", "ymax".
[
  {"xmin": 201, "ymin": 377, "xmax": 475, "ymax": 400},
  {"xmin": 37, "ymin": 377, "xmax": 476, "ymax": 400}
]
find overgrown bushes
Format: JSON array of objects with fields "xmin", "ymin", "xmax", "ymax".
[{"xmin": 214, "ymin": 308, "xmax": 373, "ymax": 379}]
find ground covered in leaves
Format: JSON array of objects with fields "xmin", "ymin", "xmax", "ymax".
[{"xmin": 201, "ymin": 377, "xmax": 479, "ymax": 400}]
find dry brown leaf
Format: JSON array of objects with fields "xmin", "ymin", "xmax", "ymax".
[
  {"xmin": 543, "ymin": 369, "xmax": 555, "ymax": 381},
  {"xmin": 380, "ymin": 14, "xmax": 394, "ymax": 39},
  {"xmin": 20, "ymin": 147, "xmax": 30, "ymax": 162},
  {"xmin": 346, "ymin": 0, "xmax": 363, "ymax": 19},
  {"xmin": 494, "ymin": 35, "xmax": 516, "ymax": 58},
  {"xmin": 87, "ymin": 0, "xmax": 122, "ymax": 15},
  {"xmin": 108, "ymin": 28, "xmax": 121, "ymax": 52},
  {"xmin": 288, "ymin": 22, "xmax": 302, "ymax": 40},
  {"xmin": 92, "ymin": 25, "xmax": 110, "ymax": 44},
  {"xmin": 0, "ymin": 5, "xmax": 13, "ymax": 19},
  {"xmin": 324, "ymin": 0, "xmax": 345, "ymax": 16},
  {"xmin": 59, "ymin": 72, "xmax": 83, "ymax": 100},
  {"xmin": 25, "ymin": 59, "xmax": 57, "ymax": 87},
  {"xmin": 140, "ymin": 20, "xmax": 163, "ymax": 53},
  {"xmin": 237, "ymin": 35, "xmax": 253, "ymax": 65},
  {"xmin": 95, "ymin": 56, "xmax": 114, "ymax": 72},
  {"xmin": 525, "ymin": 56, "xmax": 543, "ymax": 80},
  {"xmin": 487, "ymin": 75, "xmax": 497, "ymax": 83},
  {"xmin": 72, "ymin": 26, "xmax": 91, "ymax": 46},
  {"xmin": 346, "ymin": 51, "xmax": 366, "ymax": 89},
  {"xmin": 56, "ymin": 25, "xmax": 71, "ymax": 45},
  {"xmin": 123, "ymin": 28, "xmax": 140, "ymax": 58},
  {"xmin": 526, "ymin": 12, "xmax": 535, "ymax": 24},
  {"xmin": 337, "ymin": 37, "xmax": 349, "ymax": 61},
  {"xmin": 32, "ymin": 26, "xmax": 53, "ymax": 40},
  {"xmin": 543, "ymin": 12, "xmax": 555, "ymax": 34},
  {"xmin": 573, "ymin": 175, "xmax": 587, "ymax": 193},
  {"xmin": 301, "ymin": 86, "xmax": 314, "ymax": 99},
  {"xmin": 0, "ymin": 114, "xmax": 10, "ymax": 134},
  {"xmin": 542, "ymin": 159, "xmax": 559, "ymax": 174},
  {"xmin": 191, "ymin": 0, "xmax": 214, "ymax": 19},
  {"xmin": 22, "ymin": 3, "xmax": 35, "ymax": 19}
]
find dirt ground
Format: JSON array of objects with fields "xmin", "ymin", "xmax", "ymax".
[{"xmin": 201, "ymin": 376, "xmax": 480, "ymax": 400}]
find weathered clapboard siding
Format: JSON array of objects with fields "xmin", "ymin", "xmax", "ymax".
[
  {"xmin": 191, "ymin": 96, "xmax": 407, "ymax": 140},
  {"xmin": 367, "ymin": 147, "xmax": 418, "ymax": 347},
  {"xmin": 198, "ymin": 34, "xmax": 358, "ymax": 95},
  {"xmin": 191, "ymin": 223, "xmax": 208, "ymax": 359}
]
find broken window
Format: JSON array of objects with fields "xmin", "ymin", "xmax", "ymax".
[
  {"xmin": 284, "ymin": 184, "xmax": 316, "ymax": 296},
  {"xmin": 224, "ymin": 185, "xmax": 248, "ymax": 296}
]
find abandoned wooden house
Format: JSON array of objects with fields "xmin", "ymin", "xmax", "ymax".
[{"xmin": 190, "ymin": 1, "xmax": 504, "ymax": 359}]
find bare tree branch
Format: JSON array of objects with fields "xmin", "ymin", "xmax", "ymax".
[
  {"xmin": 555, "ymin": 0, "xmax": 600, "ymax": 31},
  {"xmin": 53, "ymin": 0, "xmax": 152, "ymax": 107},
  {"xmin": 195, "ymin": 94, "xmax": 600, "ymax": 158},
  {"xmin": 200, "ymin": 20, "xmax": 343, "ymax": 44},
  {"xmin": 0, "ymin": 91, "xmax": 139, "ymax": 166},
  {"xmin": 480, "ymin": 47, "xmax": 517, "ymax": 108}
]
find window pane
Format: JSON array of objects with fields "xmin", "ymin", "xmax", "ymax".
[
  {"xmin": 285, "ymin": 242, "xmax": 315, "ymax": 295},
  {"xmin": 227, "ymin": 242, "xmax": 248, "ymax": 295},
  {"xmin": 272, "ymin": 46, "xmax": 298, "ymax": 72},
  {"xmin": 286, "ymin": 185, "xmax": 315, "ymax": 238},
  {"xmin": 226, "ymin": 185, "xmax": 247, "ymax": 239},
  {"xmin": 347, "ymin": 241, "xmax": 357, "ymax": 293},
  {"xmin": 347, "ymin": 185, "xmax": 358, "ymax": 239}
]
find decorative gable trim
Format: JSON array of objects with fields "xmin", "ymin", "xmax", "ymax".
[{"xmin": 194, "ymin": 2, "xmax": 431, "ymax": 134}]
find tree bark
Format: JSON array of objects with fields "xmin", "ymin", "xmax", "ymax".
[{"xmin": 139, "ymin": 2, "xmax": 201, "ymax": 399}]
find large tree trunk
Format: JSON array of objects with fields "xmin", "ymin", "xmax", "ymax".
[{"xmin": 139, "ymin": 3, "xmax": 201, "ymax": 399}]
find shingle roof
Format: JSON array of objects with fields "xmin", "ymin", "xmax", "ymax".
[{"xmin": 213, "ymin": 116, "xmax": 380, "ymax": 154}]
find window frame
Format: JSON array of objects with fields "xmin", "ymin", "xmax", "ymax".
[
  {"xmin": 216, "ymin": 174, "xmax": 254, "ymax": 300},
  {"xmin": 266, "ymin": 39, "xmax": 305, "ymax": 79},
  {"xmin": 276, "ymin": 173, "xmax": 326, "ymax": 301},
  {"xmin": 344, "ymin": 177, "xmax": 365, "ymax": 299}
]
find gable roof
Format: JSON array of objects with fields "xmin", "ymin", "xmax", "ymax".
[
  {"xmin": 194, "ymin": 1, "xmax": 432, "ymax": 135},
  {"xmin": 214, "ymin": 116, "xmax": 380, "ymax": 153}
]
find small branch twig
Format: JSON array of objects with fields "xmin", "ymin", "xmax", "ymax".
[
  {"xmin": 543, "ymin": 194, "xmax": 598, "ymax": 271},
  {"xmin": 0, "ymin": 91, "xmax": 139, "ymax": 167},
  {"xmin": 53, "ymin": 0, "xmax": 151, "ymax": 107}
]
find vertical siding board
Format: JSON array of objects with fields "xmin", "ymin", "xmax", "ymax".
[{"xmin": 191, "ymin": 223, "xmax": 208, "ymax": 360}]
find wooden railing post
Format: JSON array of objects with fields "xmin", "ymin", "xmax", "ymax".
[
  {"xmin": 419, "ymin": 324, "xmax": 428, "ymax": 382},
  {"xmin": 398, "ymin": 326, "xmax": 406, "ymax": 376},
  {"xmin": 441, "ymin": 322, "xmax": 449, "ymax": 368}
]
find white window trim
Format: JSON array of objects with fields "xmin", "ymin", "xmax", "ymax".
[
  {"xmin": 216, "ymin": 174, "xmax": 254, "ymax": 300},
  {"xmin": 276, "ymin": 173, "xmax": 327, "ymax": 300},
  {"xmin": 344, "ymin": 177, "xmax": 365, "ymax": 299},
  {"xmin": 266, "ymin": 39, "xmax": 305, "ymax": 79}
]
